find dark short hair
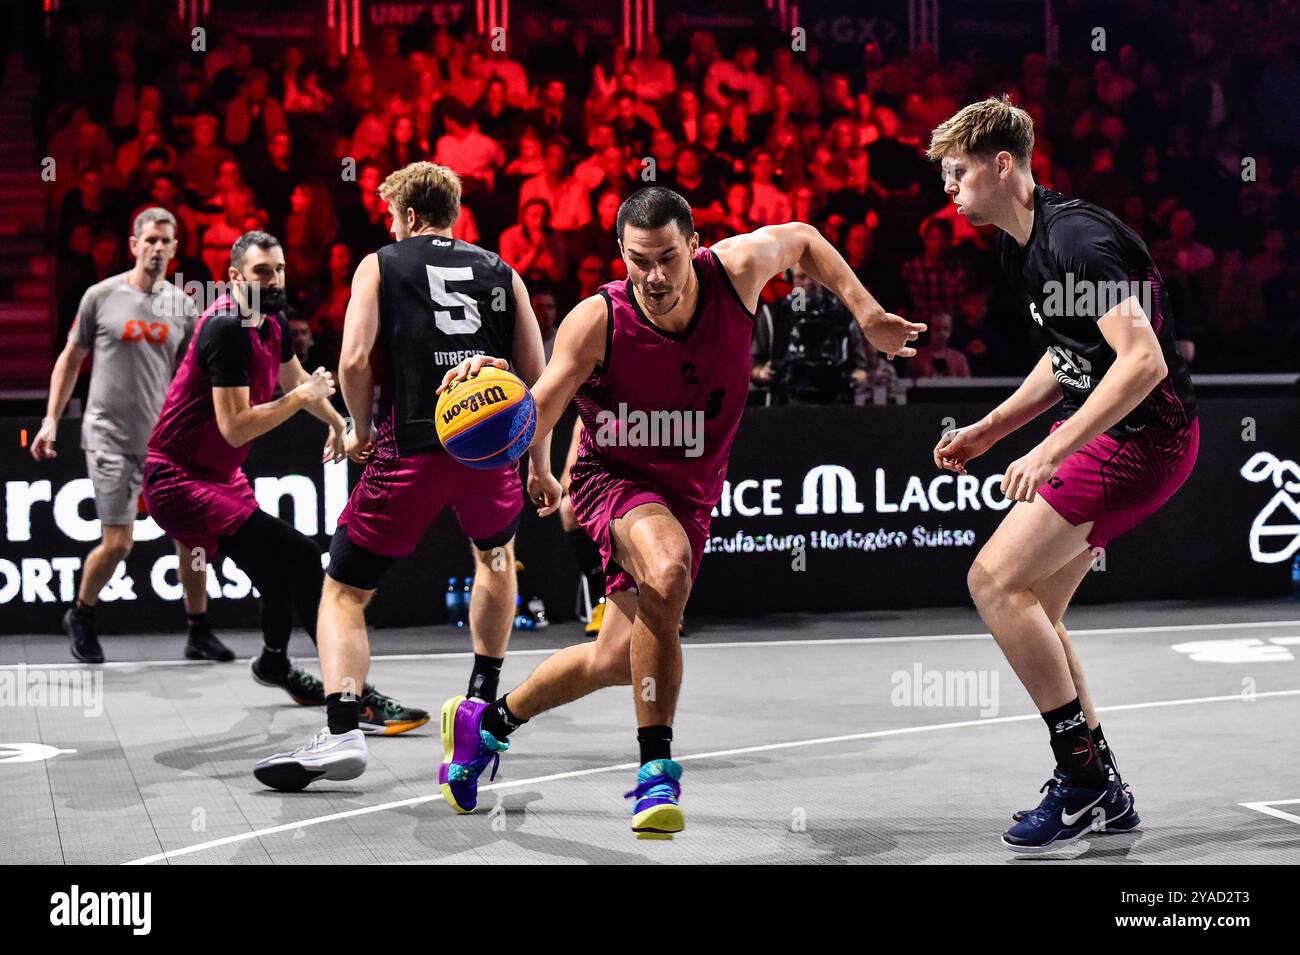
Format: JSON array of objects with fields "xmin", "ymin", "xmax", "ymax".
[
  {"xmin": 616, "ymin": 187, "xmax": 694, "ymax": 243},
  {"xmin": 230, "ymin": 230, "xmax": 281, "ymax": 271}
]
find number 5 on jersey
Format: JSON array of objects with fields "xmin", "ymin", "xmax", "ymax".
[{"xmin": 426, "ymin": 265, "xmax": 481, "ymax": 335}]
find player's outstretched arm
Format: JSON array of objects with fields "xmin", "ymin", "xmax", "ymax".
[
  {"xmin": 712, "ymin": 221, "xmax": 926, "ymax": 358},
  {"xmin": 437, "ymin": 294, "xmax": 607, "ymax": 450}
]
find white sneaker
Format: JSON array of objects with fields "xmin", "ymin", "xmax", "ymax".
[{"xmin": 253, "ymin": 727, "xmax": 368, "ymax": 792}]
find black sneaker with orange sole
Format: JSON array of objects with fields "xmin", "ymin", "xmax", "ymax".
[{"xmin": 357, "ymin": 683, "xmax": 430, "ymax": 736}]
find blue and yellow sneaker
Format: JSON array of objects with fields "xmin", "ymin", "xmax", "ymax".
[
  {"xmin": 438, "ymin": 695, "xmax": 509, "ymax": 814},
  {"xmin": 625, "ymin": 759, "xmax": 684, "ymax": 839}
]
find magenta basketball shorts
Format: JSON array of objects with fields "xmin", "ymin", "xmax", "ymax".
[
  {"xmin": 568, "ymin": 456, "xmax": 710, "ymax": 597},
  {"xmin": 142, "ymin": 455, "xmax": 260, "ymax": 560},
  {"xmin": 1037, "ymin": 417, "xmax": 1199, "ymax": 549},
  {"xmin": 335, "ymin": 438, "xmax": 523, "ymax": 561}
]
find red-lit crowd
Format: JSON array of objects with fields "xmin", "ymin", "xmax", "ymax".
[{"xmin": 43, "ymin": 0, "xmax": 1300, "ymax": 401}]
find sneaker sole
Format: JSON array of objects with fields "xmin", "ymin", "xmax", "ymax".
[
  {"xmin": 358, "ymin": 716, "xmax": 431, "ymax": 737},
  {"xmin": 439, "ymin": 695, "xmax": 475, "ymax": 814},
  {"xmin": 632, "ymin": 805, "xmax": 684, "ymax": 840},
  {"xmin": 253, "ymin": 751, "xmax": 367, "ymax": 792},
  {"xmin": 1001, "ymin": 824, "xmax": 1093, "ymax": 854}
]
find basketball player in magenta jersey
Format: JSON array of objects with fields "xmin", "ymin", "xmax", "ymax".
[
  {"xmin": 436, "ymin": 187, "xmax": 925, "ymax": 836},
  {"xmin": 927, "ymin": 97, "xmax": 1198, "ymax": 852},
  {"xmin": 253, "ymin": 163, "xmax": 561, "ymax": 792}
]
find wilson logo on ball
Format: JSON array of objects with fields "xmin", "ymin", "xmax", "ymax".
[
  {"xmin": 435, "ymin": 367, "xmax": 536, "ymax": 470},
  {"xmin": 439, "ymin": 384, "xmax": 511, "ymax": 426}
]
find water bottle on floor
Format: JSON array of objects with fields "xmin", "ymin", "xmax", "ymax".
[
  {"xmin": 445, "ymin": 577, "xmax": 460, "ymax": 627},
  {"xmin": 458, "ymin": 577, "xmax": 473, "ymax": 628}
]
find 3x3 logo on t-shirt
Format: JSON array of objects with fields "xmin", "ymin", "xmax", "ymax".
[{"xmin": 120, "ymin": 319, "xmax": 171, "ymax": 344}]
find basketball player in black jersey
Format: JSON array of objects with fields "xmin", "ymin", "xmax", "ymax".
[
  {"xmin": 928, "ymin": 97, "xmax": 1199, "ymax": 851},
  {"xmin": 254, "ymin": 162, "xmax": 560, "ymax": 791}
]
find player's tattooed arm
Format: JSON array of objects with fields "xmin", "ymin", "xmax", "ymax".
[{"xmin": 713, "ymin": 222, "xmax": 925, "ymax": 359}]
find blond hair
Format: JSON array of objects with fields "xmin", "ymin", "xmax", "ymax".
[
  {"xmin": 926, "ymin": 94, "xmax": 1034, "ymax": 164},
  {"xmin": 378, "ymin": 161, "xmax": 461, "ymax": 229}
]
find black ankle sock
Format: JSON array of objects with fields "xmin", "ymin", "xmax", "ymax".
[
  {"xmin": 186, "ymin": 612, "xmax": 207, "ymax": 634},
  {"xmin": 326, "ymin": 692, "xmax": 359, "ymax": 734},
  {"xmin": 637, "ymin": 725, "xmax": 672, "ymax": 765},
  {"xmin": 1042, "ymin": 699, "xmax": 1105, "ymax": 786},
  {"xmin": 468, "ymin": 654, "xmax": 504, "ymax": 701},
  {"xmin": 480, "ymin": 694, "xmax": 525, "ymax": 741},
  {"xmin": 73, "ymin": 598, "xmax": 94, "ymax": 616},
  {"xmin": 1091, "ymin": 723, "xmax": 1118, "ymax": 776},
  {"xmin": 258, "ymin": 645, "xmax": 290, "ymax": 678}
]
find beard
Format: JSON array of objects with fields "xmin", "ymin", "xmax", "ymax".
[{"xmin": 250, "ymin": 284, "xmax": 288, "ymax": 316}]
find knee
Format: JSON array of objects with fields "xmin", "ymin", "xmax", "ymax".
[
  {"xmin": 967, "ymin": 560, "xmax": 1002, "ymax": 610},
  {"xmin": 323, "ymin": 575, "xmax": 371, "ymax": 609},
  {"xmin": 101, "ymin": 539, "xmax": 132, "ymax": 563},
  {"xmin": 637, "ymin": 552, "xmax": 691, "ymax": 607}
]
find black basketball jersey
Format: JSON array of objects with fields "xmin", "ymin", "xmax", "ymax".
[
  {"xmin": 377, "ymin": 234, "xmax": 516, "ymax": 455},
  {"xmin": 997, "ymin": 185, "xmax": 1196, "ymax": 437}
]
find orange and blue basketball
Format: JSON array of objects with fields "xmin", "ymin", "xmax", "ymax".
[{"xmin": 435, "ymin": 366, "xmax": 535, "ymax": 469}]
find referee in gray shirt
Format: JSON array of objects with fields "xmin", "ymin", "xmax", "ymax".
[{"xmin": 31, "ymin": 208, "xmax": 234, "ymax": 664}]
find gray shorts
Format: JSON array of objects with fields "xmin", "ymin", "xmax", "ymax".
[{"xmin": 85, "ymin": 450, "xmax": 146, "ymax": 525}]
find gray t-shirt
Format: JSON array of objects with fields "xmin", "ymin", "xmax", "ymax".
[{"xmin": 72, "ymin": 272, "xmax": 198, "ymax": 454}]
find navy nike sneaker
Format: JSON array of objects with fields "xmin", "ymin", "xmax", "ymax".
[
  {"xmin": 1002, "ymin": 774, "xmax": 1110, "ymax": 853},
  {"xmin": 1012, "ymin": 766, "xmax": 1140, "ymax": 834}
]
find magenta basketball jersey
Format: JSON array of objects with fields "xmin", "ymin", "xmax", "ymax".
[
  {"xmin": 573, "ymin": 246, "xmax": 755, "ymax": 511},
  {"xmin": 147, "ymin": 295, "xmax": 283, "ymax": 481}
]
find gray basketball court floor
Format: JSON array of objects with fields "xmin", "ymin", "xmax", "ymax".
[{"xmin": 4, "ymin": 599, "xmax": 1299, "ymax": 865}]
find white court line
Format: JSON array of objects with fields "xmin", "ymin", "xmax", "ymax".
[
  {"xmin": 1239, "ymin": 799, "xmax": 1300, "ymax": 826},
  {"xmin": 123, "ymin": 686, "xmax": 1300, "ymax": 865},
  {"xmin": 9, "ymin": 618, "xmax": 1300, "ymax": 672}
]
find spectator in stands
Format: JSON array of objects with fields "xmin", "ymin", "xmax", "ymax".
[
  {"xmin": 748, "ymin": 148, "xmax": 793, "ymax": 225},
  {"xmin": 569, "ymin": 190, "xmax": 621, "ymax": 268},
  {"xmin": 519, "ymin": 137, "xmax": 594, "ymax": 232},
  {"xmin": 477, "ymin": 76, "xmax": 524, "ymax": 144},
  {"xmin": 670, "ymin": 146, "xmax": 725, "ymax": 228},
  {"xmin": 288, "ymin": 313, "xmax": 333, "ymax": 372},
  {"xmin": 909, "ymin": 313, "xmax": 971, "ymax": 378},
  {"xmin": 530, "ymin": 287, "xmax": 560, "ymax": 360},
  {"xmin": 434, "ymin": 100, "xmax": 505, "ymax": 195},
  {"xmin": 337, "ymin": 161, "xmax": 391, "ymax": 257},
  {"xmin": 247, "ymin": 131, "xmax": 300, "ymax": 236},
  {"xmin": 902, "ymin": 218, "xmax": 967, "ymax": 324},
  {"xmin": 178, "ymin": 114, "xmax": 236, "ymax": 201},
  {"xmin": 224, "ymin": 68, "xmax": 288, "ymax": 160},
  {"xmin": 951, "ymin": 287, "xmax": 1010, "ymax": 376},
  {"xmin": 499, "ymin": 198, "xmax": 566, "ymax": 283}
]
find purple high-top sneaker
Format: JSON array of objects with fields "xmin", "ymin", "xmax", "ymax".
[{"xmin": 439, "ymin": 695, "xmax": 510, "ymax": 813}]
